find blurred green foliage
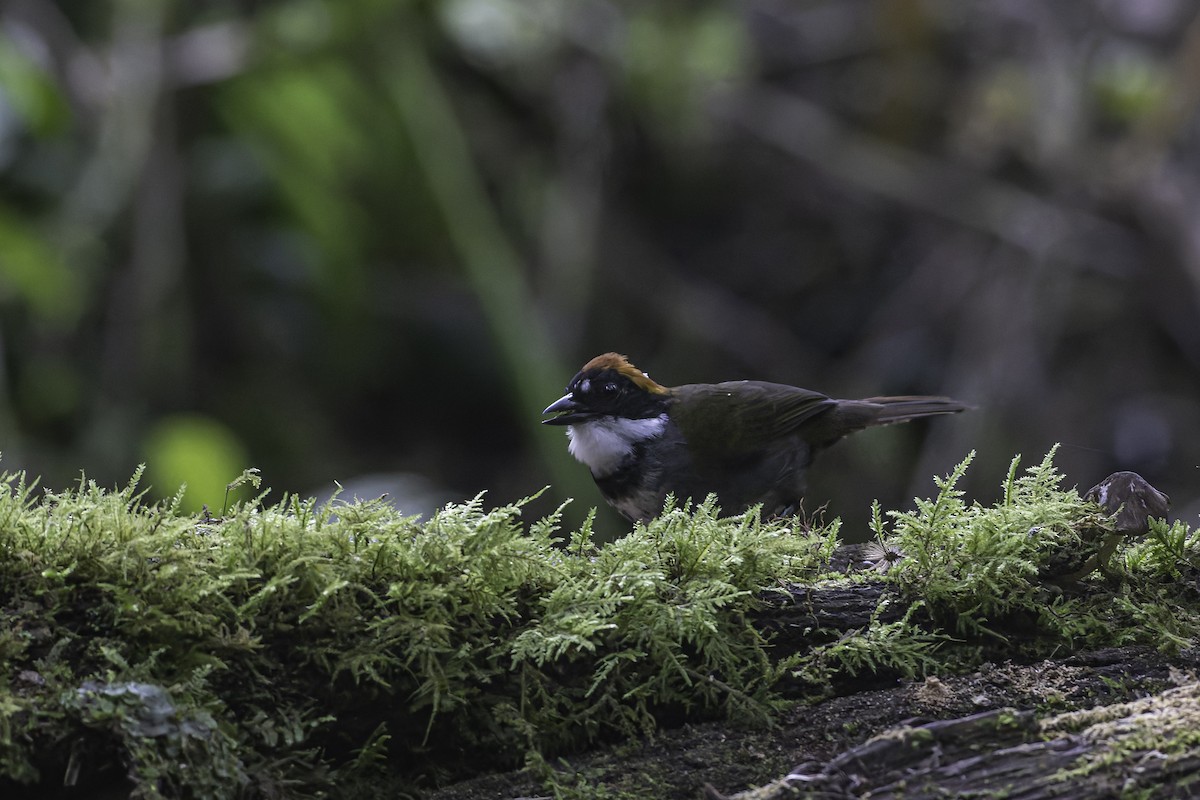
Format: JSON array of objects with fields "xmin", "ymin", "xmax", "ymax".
[
  {"xmin": 0, "ymin": 208, "xmax": 81, "ymax": 324},
  {"xmin": 0, "ymin": 1, "xmax": 1198, "ymax": 533},
  {"xmin": 143, "ymin": 413, "xmax": 250, "ymax": 511}
]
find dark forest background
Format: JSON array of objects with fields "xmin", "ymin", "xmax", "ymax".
[{"xmin": 1, "ymin": 0, "xmax": 1198, "ymax": 538}]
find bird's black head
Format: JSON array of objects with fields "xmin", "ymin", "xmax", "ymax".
[{"xmin": 542, "ymin": 353, "xmax": 671, "ymax": 425}]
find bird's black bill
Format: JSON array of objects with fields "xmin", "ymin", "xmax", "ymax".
[{"xmin": 542, "ymin": 394, "xmax": 587, "ymax": 425}]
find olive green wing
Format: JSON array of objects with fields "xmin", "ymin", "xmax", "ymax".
[{"xmin": 669, "ymin": 381, "xmax": 837, "ymax": 455}]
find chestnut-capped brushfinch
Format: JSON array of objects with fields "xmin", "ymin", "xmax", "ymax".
[{"xmin": 543, "ymin": 353, "xmax": 968, "ymax": 522}]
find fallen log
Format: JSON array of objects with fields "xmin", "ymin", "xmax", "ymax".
[{"xmin": 716, "ymin": 679, "xmax": 1200, "ymax": 799}]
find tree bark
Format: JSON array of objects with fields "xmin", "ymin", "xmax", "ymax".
[{"xmin": 712, "ymin": 679, "xmax": 1200, "ymax": 799}]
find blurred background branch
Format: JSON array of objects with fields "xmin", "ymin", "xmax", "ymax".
[{"xmin": 0, "ymin": 0, "xmax": 1197, "ymax": 536}]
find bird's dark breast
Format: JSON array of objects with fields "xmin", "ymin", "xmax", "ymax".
[
  {"xmin": 596, "ymin": 429, "xmax": 816, "ymax": 521},
  {"xmin": 593, "ymin": 437, "xmax": 669, "ymax": 522},
  {"xmin": 680, "ymin": 440, "xmax": 815, "ymax": 517}
]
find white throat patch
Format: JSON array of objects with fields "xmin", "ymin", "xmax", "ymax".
[{"xmin": 566, "ymin": 414, "xmax": 668, "ymax": 477}]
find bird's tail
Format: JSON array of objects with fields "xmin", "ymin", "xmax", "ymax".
[{"xmin": 863, "ymin": 396, "xmax": 972, "ymax": 426}]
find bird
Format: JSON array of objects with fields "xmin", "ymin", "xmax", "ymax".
[{"xmin": 542, "ymin": 352, "xmax": 969, "ymax": 523}]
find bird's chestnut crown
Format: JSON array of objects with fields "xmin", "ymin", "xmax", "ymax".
[{"xmin": 542, "ymin": 353, "xmax": 670, "ymax": 424}]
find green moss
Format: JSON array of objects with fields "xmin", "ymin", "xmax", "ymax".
[
  {"xmin": 788, "ymin": 605, "xmax": 950, "ymax": 687},
  {"xmin": 0, "ymin": 472, "xmax": 830, "ymax": 796},
  {"xmin": 792, "ymin": 447, "xmax": 1200, "ymax": 685},
  {"xmin": 1045, "ymin": 681, "xmax": 1200, "ymax": 790},
  {"xmin": 883, "ymin": 448, "xmax": 1109, "ymax": 640},
  {"xmin": 1, "ymin": 450, "xmax": 1198, "ymax": 797}
]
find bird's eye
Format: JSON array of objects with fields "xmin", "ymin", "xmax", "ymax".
[{"xmin": 602, "ymin": 382, "xmax": 619, "ymax": 395}]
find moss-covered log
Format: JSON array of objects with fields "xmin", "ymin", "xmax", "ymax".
[
  {"xmin": 431, "ymin": 645, "xmax": 1200, "ymax": 800},
  {"xmin": 714, "ymin": 679, "xmax": 1200, "ymax": 800},
  {"xmin": 1, "ymin": 451, "xmax": 1197, "ymax": 799}
]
